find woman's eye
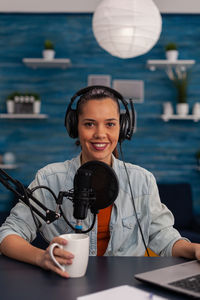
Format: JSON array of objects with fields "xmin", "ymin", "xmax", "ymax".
[
  {"xmin": 84, "ymin": 122, "xmax": 94, "ymax": 127},
  {"xmin": 107, "ymin": 122, "xmax": 115, "ymax": 127}
]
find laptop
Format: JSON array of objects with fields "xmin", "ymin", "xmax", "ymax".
[{"xmin": 135, "ymin": 260, "xmax": 200, "ymax": 298}]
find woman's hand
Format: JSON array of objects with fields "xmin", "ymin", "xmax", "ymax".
[
  {"xmin": 172, "ymin": 240, "xmax": 200, "ymax": 260},
  {"xmin": 193, "ymin": 243, "xmax": 200, "ymax": 260},
  {"xmin": 36, "ymin": 236, "xmax": 74, "ymax": 278}
]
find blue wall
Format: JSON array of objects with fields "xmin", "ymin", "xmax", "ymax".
[{"xmin": 0, "ymin": 13, "xmax": 200, "ymax": 214}]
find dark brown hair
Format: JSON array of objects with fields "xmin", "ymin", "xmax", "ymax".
[{"xmin": 77, "ymin": 87, "xmax": 120, "ymax": 115}]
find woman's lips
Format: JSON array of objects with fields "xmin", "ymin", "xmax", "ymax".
[{"xmin": 91, "ymin": 143, "xmax": 108, "ymax": 151}]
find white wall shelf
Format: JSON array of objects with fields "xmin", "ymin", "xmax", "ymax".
[
  {"xmin": 161, "ymin": 114, "xmax": 200, "ymax": 122},
  {"xmin": 0, "ymin": 164, "xmax": 18, "ymax": 169},
  {"xmin": 22, "ymin": 58, "xmax": 71, "ymax": 69},
  {"xmin": 147, "ymin": 59, "xmax": 195, "ymax": 81},
  {"xmin": 147, "ymin": 59, "xmax": 195, "ymax": 71},
  {"xmin": 0, "ymin": 113, "xmax": 48, "ymax": 119}
]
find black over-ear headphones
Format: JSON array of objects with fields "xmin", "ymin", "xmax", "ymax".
[{"xmin": 64, "ymin": 85, "xmax": 135, "ymax": 143}]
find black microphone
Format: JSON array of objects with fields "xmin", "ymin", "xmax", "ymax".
[
  {"xmin": 73, "ymin": 161, "xmax": 119, "ymax": 217},
  {"xmin": 73, "ymin": 168, "xmax": 95, "ymax": 220},
  {"xmin": 72, "ymin": 160, "xmax": 119, "ymax": 232}
]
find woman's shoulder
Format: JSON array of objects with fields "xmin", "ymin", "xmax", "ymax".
[
  {"xmin": 115, "ymin": 157, "xmax": 153, "ymax": 178},
  {"xmin": 114, "ymin": 158, "xmax": 157, "ymax": 195},
  {"xmin": 36, "ymin": 155, "xmax": 81, "ymax": 179}
]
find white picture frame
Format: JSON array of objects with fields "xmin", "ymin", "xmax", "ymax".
[
  {"xmin": 87, "ymin": 75, "xmax": 111, "ymax": 87},
  {"xmin": 113, "ymin": 79, "xmax": 144, "ymax": 103}
]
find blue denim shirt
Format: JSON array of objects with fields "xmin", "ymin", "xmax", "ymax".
[{"xmin": 0, "ymin": 154, "xmax": 184, "ymax": 256}]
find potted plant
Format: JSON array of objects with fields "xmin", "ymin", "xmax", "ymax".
[
  {"xmin": 173, "ymin": 71, "xmax": 189, "ymax": 115},
  {"xmin": 42, "ymin": 40, "xmax": 55, "ymax": 60},
  {"xmin": 6, "ymin": 92, "xmax": 20, "ymax": 113},
  {"xmin": 167, "ymin": 67, "xmax": 190, "ymax": 115},
  {"xmin": 6, "ymin": 92, "xmax": 41, "ymax": 114},
  {"xmin": 165, "ymin": 42, "xmax": 178, "ymax": 61},
  {"xmin": 6, "ymin": 95, "xmax": 15, "ymax": 114},
  {"xmin": 32, "ymin": 93, "xmax": 41, "ymax": 114},
  {"xmin": 24, "ymin": 92, "xmax": 41, "ymax": 114}
]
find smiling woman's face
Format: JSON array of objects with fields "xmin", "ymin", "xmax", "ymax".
[{"xmin": 77, "ymin": 98, "xmax": 120, "ymax": 166}]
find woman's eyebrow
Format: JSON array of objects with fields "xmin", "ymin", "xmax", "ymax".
[
  {"xmin": 82, "ymin": 118, "xmax": 95, "ymax": 121},
  {"xmin": 82, "ymin": 118, "xmax": 118, "ymax": 121},
  {"xmin": 105, "ymin": 118, "xmax": 118, "ymax": 121}
]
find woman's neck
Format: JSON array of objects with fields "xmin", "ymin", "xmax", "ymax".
[{"xmin": 80, "ymin": 154, "xmax": 113, "ymax": 166}]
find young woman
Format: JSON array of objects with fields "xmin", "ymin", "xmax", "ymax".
[{"xmin": 0, "ymin": 86, "xmax": 200, "ymax": 278}]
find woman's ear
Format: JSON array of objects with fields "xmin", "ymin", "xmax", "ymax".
[{"xmin": 75, "ymin": 140, "xmax": 80, "ymax": 146}]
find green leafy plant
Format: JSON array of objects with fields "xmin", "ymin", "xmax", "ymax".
[
  {"xmin": 30, "ymin": 93, "xmax": 40, "ymax": 101},
  {"xmin": 173, "ymin": 72, "xmax": 189, "ymax": 104},
  {"xmin": 44, "ymin": 40, "xmax": 54, "ymax": 50},
  {"xmin": 6, "ymin": 92, "xmax": 20, "ymax": 101},
  {"xmin": 167, "ymin": 67, "xmax": 190, "ymax": 104},
  {"xmin": 6, "ymin": 92, "xmax": 40, "ymax": 101},
  {"xmin": 165, "ymin": 42, "xmax": 177, "ymax": 51}
]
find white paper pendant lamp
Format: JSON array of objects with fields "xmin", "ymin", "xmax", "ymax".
[{"xmin": 92, "ymin": 0, "xmax": 162, "ymax": 59}]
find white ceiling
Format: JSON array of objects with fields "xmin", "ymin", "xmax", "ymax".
[{"xmin": 0, "ymin": 0, "xmax": 200, "ymax": 13}]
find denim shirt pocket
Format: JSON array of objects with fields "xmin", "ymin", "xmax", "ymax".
[
  {"xmin": 122, "ymin": 213, "xmax": 141, "ymax": 230},
  {"xmin": 112, "ymin": 213, "xmax": 142, "ymax": 254}
]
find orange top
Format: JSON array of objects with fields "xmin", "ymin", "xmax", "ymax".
[{"xmin": 97, "ymin": 205, "xmax": 113, "ymax": 256}]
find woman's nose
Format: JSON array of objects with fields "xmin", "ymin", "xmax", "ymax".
[{"xmin": 93, "ymin": 125, "xmax": 106, "ymax": 139}]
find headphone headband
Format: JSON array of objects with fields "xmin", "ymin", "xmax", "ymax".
[{"xmin": 65, "ymin": 85, "xmax": 135, "ymax": 143}]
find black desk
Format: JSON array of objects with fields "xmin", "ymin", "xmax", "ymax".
[{"xmin": 0, "ymin": 255, "xmax": 192, "ymax": 300}]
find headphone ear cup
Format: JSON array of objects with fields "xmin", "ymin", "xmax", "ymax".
[
  {"xmin": 119, "ymin": 113, "xmax": 129, "ymax": 143},
  {"xmin": 65, "ymin": 109, "xmax": 78, "ymax": 139}
]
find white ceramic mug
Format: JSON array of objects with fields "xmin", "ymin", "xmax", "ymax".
[{"xmin": 49, "ymin": 233, "xmax": 89, "ymax": 278}]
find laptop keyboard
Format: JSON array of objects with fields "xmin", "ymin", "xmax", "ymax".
[{"xmin": 169, "ymin": 274, "xmax": 200, "ymax": 293}]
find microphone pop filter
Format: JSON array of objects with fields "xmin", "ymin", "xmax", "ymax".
[{"xmin": 74, "ymin": 160, "xmax": 119, "ymax": 212}]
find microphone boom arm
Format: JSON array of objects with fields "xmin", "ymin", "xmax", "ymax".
[
  {"xmin": 0, "ymin": 168, "xmax": 70, "ymax": 224},
  {"xmin": 0, "ymin": 168, "xmax": 97, "ymax": 232},
  {"xmin": 0, "ymin": 160, "xmax": 118, "ymax": 234}
]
